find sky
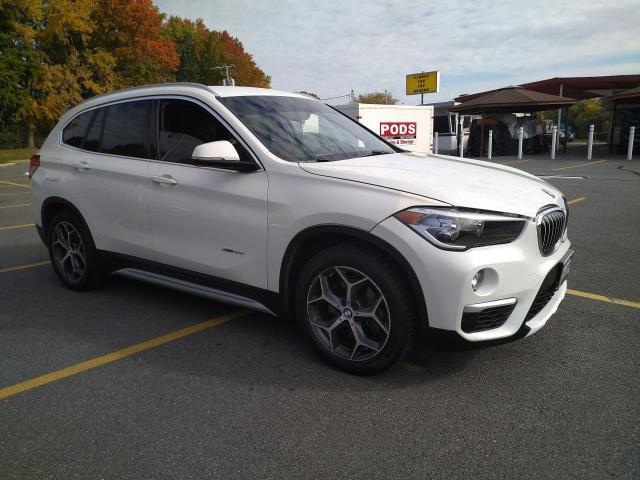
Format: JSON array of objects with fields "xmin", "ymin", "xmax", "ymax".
[{"xmin": 155, "ymin": 0, "xmax": 640, "ymax": 104}]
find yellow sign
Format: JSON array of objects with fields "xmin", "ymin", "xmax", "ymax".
[{"xmin": 406, "ymin": 71, "xmax": 440, "ymax": 95}]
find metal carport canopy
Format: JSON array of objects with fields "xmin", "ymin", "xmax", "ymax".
[
  {"xmin": 608, "ymin": 86, "xmax": 640, "ymax": 103},
  {"xmin": 449, "ymin": 86, "xmax": 575, "ymax": 114},
  {"xmin": 454, "ymin": 75, "xmax": 640, "ymax": 104},
  {"xmin": 519, "ymin": 74, "xmax": 640, "ymax": 100}
]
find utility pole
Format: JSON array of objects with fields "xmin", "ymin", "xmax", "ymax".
[{"xmin": 210, "ymin": 64, "xmax": 235, "ymax": 86}]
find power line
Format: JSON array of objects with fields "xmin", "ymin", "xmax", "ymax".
[{"xmin": 320, "ymin": 90, "xmax": 355, "ymax": 102}]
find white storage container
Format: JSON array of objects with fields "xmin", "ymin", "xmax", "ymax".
[{"xmin": 335, "ymin": 103, "xmax": 433, "ymax": 153}]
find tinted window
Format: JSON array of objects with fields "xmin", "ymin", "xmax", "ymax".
[
  {"xmin": 158, "ymin": 99, "xmax": 240, "ymax": 164},
  {"xmin": 433, "ymin": 115, "xmax": 451, "ymax": 134},
  {"xmin": 219, "ymin": 96, "xmax": 395, "ymax": 162},
  {"xmin": 83, "ymin": 108, "xmax": 105, "ymax": 152},
  {"xmin": 62, "ymin": 111, "xmax": 93, "ymax": 148},
  {"xmin": 102, "ymin": 100, "xmax": 151, "ymax": 159}
]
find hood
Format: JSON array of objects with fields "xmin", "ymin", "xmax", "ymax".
[{"xmin": 299, "ymin": 152, "xmax": 562, "ymax": 218}]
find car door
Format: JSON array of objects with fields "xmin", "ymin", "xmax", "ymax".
[
  {"xmin": 146, "ymin": 98, "xmax": 269, "ymax": 289},
  {"xmin": 61, "ymin": 99, "xmax": 155, "ymax": 260}
]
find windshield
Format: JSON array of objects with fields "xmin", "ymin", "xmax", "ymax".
[{"xmin": 218, "ymin": 95, "xmax": 396, "ymax": 162}]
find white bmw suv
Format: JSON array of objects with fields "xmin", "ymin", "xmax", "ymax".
[{"xmin": 30, "ymin": 84, "xmax": 572, "ymax": 374}]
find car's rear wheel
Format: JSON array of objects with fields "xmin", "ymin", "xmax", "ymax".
[
  {"xmin": 47, "ymin": 210, "xmax": 105, "ymax": 290},
  {"xmin": 296, "ymin": 244, "xmax": 416, "ymax": 375}
]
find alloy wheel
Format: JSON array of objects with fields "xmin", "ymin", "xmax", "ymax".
[
  {"xmin": 306, "ymin": 266, "xmax": 391, "ymax": 361},
  {"xmin": 51, "ymin": 221, "xmax": 87, "ymax": 282}
]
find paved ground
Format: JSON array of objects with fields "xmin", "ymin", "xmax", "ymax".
[{"xmin": 0, "ymin": 154, "xmax": 639, "ymax": 479}]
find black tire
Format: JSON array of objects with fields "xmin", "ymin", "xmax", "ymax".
[
  {"xmin": 295, "ymin": 243, "xmax": 417, "ymax": 375},
  {"xmin": 46, "ymin": 210, "xmax": 105, "ymax": 290}
]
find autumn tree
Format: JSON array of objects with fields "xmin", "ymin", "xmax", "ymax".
[
  {"xmin": 0, "ymin": 0, "xmax": 117, "ymax": 147},
  {"xmin": 92, "ymin": 0, "xmax": 179, "ymax": 87},
  {"xmin": 210, "ymin": 30, "xmax": 270, "ymax": 87},
  {"xmin": 297, "ymin": 91, "xmax": 320, "ymax": 99},
  {"xmin": 0, "ymin": 2, "xmax": 270, "ymax": 148},
  {"xmin": 356, "ymin": 91, "xmax": 399, "ymax": 105}
]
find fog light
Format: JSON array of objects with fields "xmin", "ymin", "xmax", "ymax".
[{"xmin": 471, "ymin": 270, "xmax": 484, "ymax": 291}]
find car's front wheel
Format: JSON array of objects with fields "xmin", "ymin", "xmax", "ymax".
[{"xmin": 296, "ymin": 244, "xmax": 416, "ymax": 375}]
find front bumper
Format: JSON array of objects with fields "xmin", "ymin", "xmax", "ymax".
[{"xmin": 371, "ymin": 216, "xmax": 571, "ymax": 341}]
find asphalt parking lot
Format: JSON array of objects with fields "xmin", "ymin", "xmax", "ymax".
[{"xmin": 1, "ymin": 154, "xmax": 639, "ymax": 479}]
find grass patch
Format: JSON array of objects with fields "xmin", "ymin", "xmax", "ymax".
[{"xmin": 0, "ymin": 147, "xmax": 38, "ymax": 164}]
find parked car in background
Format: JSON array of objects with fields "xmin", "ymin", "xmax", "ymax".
[
  {"xmin": 30, "ymin": 83, "xmax": 573, "ymax": 374},
  {"xmin": 560, "ymin": 125, "xmax": 576, "ymax": 145}
]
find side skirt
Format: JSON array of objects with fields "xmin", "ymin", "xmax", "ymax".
[
  {"xmin": 115, "ymin": 268, "xmax": 276, "ymax": 315},
  {"xmin": 98, "ymin": 251, "xmax": 281, "ymax": 316}
]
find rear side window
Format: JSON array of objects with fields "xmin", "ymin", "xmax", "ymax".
[
  {"xmin": 158, "ymin": 99, "xmax": 241, "ymax": 164},
  {"xmin": 102, "ymin": 100, "xmax": 152, "ymax": 159},
  {"xmin": 83, "ymin": 108, "xmax": 105, "ymax": 152},
  {"xmin": 62, "ymin": 111, "xmax": 93, "ymax": 147}
]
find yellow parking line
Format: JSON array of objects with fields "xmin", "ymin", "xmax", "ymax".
[
  {"xmin": 552, "ymin": 160, "xmax": 606, "ymax": 171},
  {"xmin": 567, "ymin": 197, "xmax": 586, "ymax": 205},
  {"xmin": 0, "ymin": 260, "xmax": 50, "ymax": 274},
  {"xmin": 0, "ymin": 177, "xmax": 28, "ymax": 182},
  {"xmin": 0, "ymin": 191, "xmax": 29, "ymax": 197},
  {"xmin": 0, "ymin": 180, "xmax": 29, "ymax": 188},
  {"xmin": 567, "ymin": 289, "xmax": 640, "ymax": 309},
  {"xmin": 0, "ymin": 223, "xmax": 34, "ymax": 231},
  {"xmin": 0, "ymin": 310, "xmax": 245, "ymax": 400},
  {"xmin": 0, "ymin": 174, "xmax": 29, "ymax": 179},
  {"xmin": 0, "ymin": 203, "xmax": 30, "ymax": 209}
]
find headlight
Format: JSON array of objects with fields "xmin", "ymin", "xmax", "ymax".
[{"xmin": 394, "ymin": 207, "xmax": 527, "ymax": 251}]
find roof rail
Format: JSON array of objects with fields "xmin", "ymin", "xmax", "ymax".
[{"xmin": 88, "ymin": 82, "xmax": 213, "ymax": 101}]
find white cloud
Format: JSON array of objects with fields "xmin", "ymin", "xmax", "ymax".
[{"xmin": 156, "ymin": 0, "xmax": 640, "ymax": 103}]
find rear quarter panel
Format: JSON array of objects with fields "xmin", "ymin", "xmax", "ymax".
[{"xmin": 30, "ymin": 129, "xmax": 67, "ymax": 228}]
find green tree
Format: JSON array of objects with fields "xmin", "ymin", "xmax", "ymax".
[
  {"xmin": 356, "ymin": 91, "xmax": 398, "ymax": 105},
  {"xmin": 539, "ymin": 98, "xmax": 612, "ymax": 139},
  {"xmin": 164, "ymin": 17, "xmax": 270, "ymax": 87},
  {"xmin": 164, "ymin": 16, "xmax": 208, "ymax": 83},
  {"xmin": 567, "ymin": 98, "xmax": 612, "ymax": 139},
  {"xmin": 0, "ymin": 0, "xmax": 42, "ymax": 137}
]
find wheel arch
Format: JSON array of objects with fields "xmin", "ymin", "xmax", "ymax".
[
  {"xmin": 279, "ymin": 224, "xmax": 428, "ymax": 328},
  {"xmin": 41, "ymin": 197, "xmax": 91, "ymax": 243}
]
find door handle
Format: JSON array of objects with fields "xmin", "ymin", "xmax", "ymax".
[
  {"xmin": 73, "ymin": 161, "xmax": 91, "ymax": 171},
  {"xmin": 151, "ymin": 175, "xmax": 178, "ymax": 186}
]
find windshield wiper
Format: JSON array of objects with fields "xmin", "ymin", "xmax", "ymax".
[
  {"xmin": 314, "ymin": 150, "xmax": 391, "ymax": 162},
  {"xmin": 356, "ymin": 150, "xmax": 391, "ymax": 158}
]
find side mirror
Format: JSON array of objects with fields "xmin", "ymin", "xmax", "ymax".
[{"xmin": 191, "ymin": 141, "xmax": 257, "ymax": 171}]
